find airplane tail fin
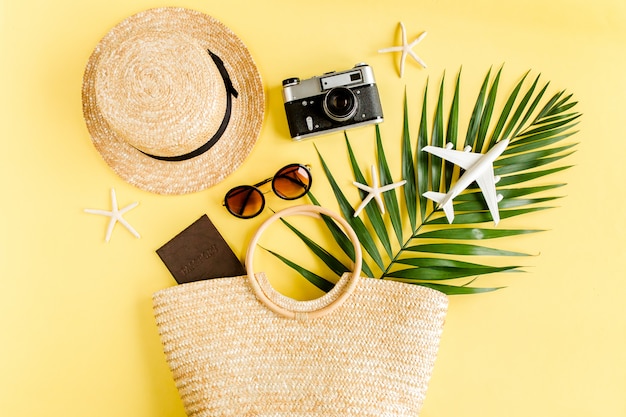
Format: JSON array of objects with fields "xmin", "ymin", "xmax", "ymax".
[{"xmin": 423, "ymin": 191, "xmax": 455, "ymax": 224}]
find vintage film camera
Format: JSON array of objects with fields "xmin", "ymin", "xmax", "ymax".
[{"xmin": 282, "ymin": 63, "xmax": 383, "ymax": 140}]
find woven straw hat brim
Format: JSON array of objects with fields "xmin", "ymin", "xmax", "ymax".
[{"xmin": 82, "ymin": 7, "xmax": 264, "ymax": 195}]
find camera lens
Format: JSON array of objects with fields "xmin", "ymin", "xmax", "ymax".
[{"xmin": 323, "ymin": 87, "xmax": 358, "ymax": 122}]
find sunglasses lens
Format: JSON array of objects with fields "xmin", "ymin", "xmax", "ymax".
[
  {"xmin": 224, "ymin": 186, "xmax": 264, "ymax": 218},
  {"xmin": 272, "ymin": 164, "xmax": 312, "ymax": 200}
]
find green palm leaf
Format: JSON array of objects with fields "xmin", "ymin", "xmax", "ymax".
[
  {"xmin": 496, "ymin": 166, "xmax": 571, "ymax": 187},
  {"xmin": 495, "ymin": 151, "xmax": 576, "ymax": 176},
  {"xmin": 415, "ymin": 228, "xmax": 541, "ymax": 240},
  {"xmin": 404, "ymin": 243, "xmax": 529, "ymax": 257},
  {"xmin": 345, "ymin": 135, "xmax": 393, "ymax": 258},
  {"xmin": 307, "ymin": 192, "xmax": 376, "ymax": 278},
  {"xmin": 314, "ymin": 147, "xmax": 386, "ymax": 270},
  {"xmin": 464, "ymin": 67, "xmax": 492, "ymax": 150},
  {"xmin": 487, "ymin": 70, "xmax": 529, "ymax": 148},
  {"xmin": 416, "ymin": 282, "xmax": 504, "ymax": 295},
  {"xmin": 416, "ymin": 82, "xmax": 430, "ymax": 220},
  {"xmin": 266, "ymin": 67, "xmax": 580, "ymax": 295},
  {"xmin": 430, "ymin": 76, "xmax": 446, "ymax": 190},
  {"xmin": 444, "ymin": 71, "xmax": 461, "ymax": 189},
  {"xmin": 386, "ymin": 265, "xmax": 519, "ymax": 280},
  {"xmin": 426, "ymin": 205, "xmax": 555, "ymax": 224},
  {"xmin": 402, "ymin": 90, "xmax": 418, "ymax": 231},
  {"xmin": 262, "ymin": 248, "xmax": 335, "ymax": 292},
  {"xmin": 375, "ymin": 125, "xmax": 404, "ymax": 245},
  {"xmin": 475, "ymin": 66, "xmax": 502, "ymax": 152},
  {"xmin": 278, "ymin": 218, "xmax": 350, "ymax": 277}
]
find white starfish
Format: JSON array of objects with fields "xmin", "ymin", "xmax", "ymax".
[
  {"xmin": 378, "ymin": 22, "xmax": 427, "ymax": 78},
  {"xmin": 84, "ymin": 188, "xmax": 140, "ymax": 242},
  {"xmin": 353, "ymin": 165, "xmax": 407, "ymax": 217}
]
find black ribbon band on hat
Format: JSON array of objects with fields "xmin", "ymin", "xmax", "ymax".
[{"xmin": 140, "ymin": 50, "xmax": 239, "ymax": 162}]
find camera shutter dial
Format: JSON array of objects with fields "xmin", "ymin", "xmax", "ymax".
[
  {"xmin": 323, "ymin": 87, "xmax": 358, "ymax": 122},
  {"xmin": 282, "ymin": 77, "xmax": 300, "ymax": 87}
]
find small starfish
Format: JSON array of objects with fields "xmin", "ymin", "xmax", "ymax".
[
  {"xmin": 378, "ymin": 22, "xmax": 427, "ymax": 78},
  {"xmin": 84, "ymin": 188, "xmax": 140, "ymax": 242},
  {"xmin": 353, "ymin": 165, "xmax": 407, "ymax": 217}
]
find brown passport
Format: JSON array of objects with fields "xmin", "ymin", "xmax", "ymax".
[{"xmin": 156, "ymin": 214, "xmax": 246, "ymax": 284}]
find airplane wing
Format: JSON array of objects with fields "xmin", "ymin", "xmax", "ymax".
[
  {"xmin": 475, "ymin": 166, "xmax": 501, "ymax": 225},
  {"xmin": 422, "ymin": 146, "xmax": 482, "ymax": 170}
]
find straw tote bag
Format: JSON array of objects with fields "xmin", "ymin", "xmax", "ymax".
[{"xmin": 153, "ymin": 205, "xmax": 448, "ymax": 416}]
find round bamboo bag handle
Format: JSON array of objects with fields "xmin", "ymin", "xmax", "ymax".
[{"xmin": 245, "ymin": 205, "xmax": 363, "ymax": 319}]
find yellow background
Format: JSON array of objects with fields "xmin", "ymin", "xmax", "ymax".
[{"xmin": 1, "ymin": 0, "xmax": 625, "ymax": 415}]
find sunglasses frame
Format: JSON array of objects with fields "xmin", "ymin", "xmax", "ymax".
[{"xmin": 224, "ymin": 163, "xmax": 312, "ymax": 219}]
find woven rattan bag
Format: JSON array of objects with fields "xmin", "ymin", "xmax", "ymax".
[{"xmin": 153, "ymin": 205, "xmax": 448, "ymax": 416}]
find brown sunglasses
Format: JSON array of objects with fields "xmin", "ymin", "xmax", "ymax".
[{"xmin": 224, "ymin": 164, "xmax": 312, "ymax": 219}]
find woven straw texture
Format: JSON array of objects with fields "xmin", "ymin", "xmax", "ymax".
[
  {"xmin": 82, "ymin": 7, "xmax": 264, "ymax": 194},
  {"xmin": 153, "ymin": 274, "xmax": 448, "ymax": 416}
]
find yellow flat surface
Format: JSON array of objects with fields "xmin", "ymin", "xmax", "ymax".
[{"xmin": 1, "ymin": 0, "xmax": 625, "ymax": 416}]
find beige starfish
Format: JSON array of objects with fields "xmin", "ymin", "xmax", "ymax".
[
  {"xmin": 353, "ymin": 165, "xmax": 406, "ymax": 217},
  {"xmin": 378, "ymin": 22, "xmax": 427, "ymax": 77},
  {"xmin": 84, "ymin": 188, "xmax": 140, "ymax": 242}
]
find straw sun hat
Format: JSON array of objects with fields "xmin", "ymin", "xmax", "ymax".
[{"xmin": 82, "ymin": 7, "xmax": 265, "ymax": 194}]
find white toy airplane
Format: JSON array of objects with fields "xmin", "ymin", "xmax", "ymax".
[{"xmin": 422, "ymin": 138, "xmax": 510, "ymax": 225}]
